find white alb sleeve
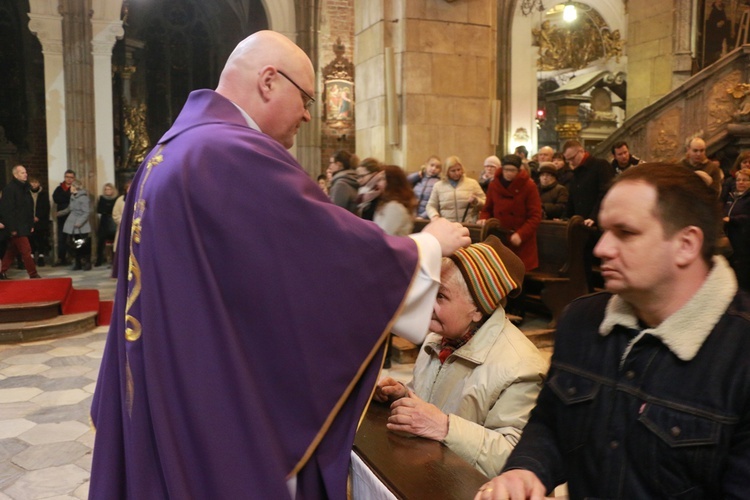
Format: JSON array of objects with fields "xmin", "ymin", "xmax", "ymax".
[{"xmin": 390, "ymin": 232, "xmax": 442, "ymax": 344}]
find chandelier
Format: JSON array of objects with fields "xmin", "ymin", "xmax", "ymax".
[{"xmin": 520, "ymin": 0, "xmax": 545, "ymax": 16}]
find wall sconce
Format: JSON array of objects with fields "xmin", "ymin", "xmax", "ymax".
[{"xmin": 520, "ymin": 0, "xmax": 545, "ymax": 16}]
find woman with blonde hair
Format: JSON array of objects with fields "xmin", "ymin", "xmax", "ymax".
[{"xmin": 425, "ymin": 156, "xmax": 485, "ymax": 223}]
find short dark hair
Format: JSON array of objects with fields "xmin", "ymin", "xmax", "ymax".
[
  {"xmin": 64, "ymin": 169, "xmax": 76, "ymax": 176},
  {"xmin": 514, "ymin": 145, "xmax": 528, "ymax": 158},
  {"xmin": 614, "ymin": 163, "xmax": 721, "ymax": 263},
  {"xmin": 501, "ymin": 154, "xmax": 522, "ymax": 169},
  {"xmin": 611, "ymin": 141, "xmax": 629, "ymax": 155},
  {"xmin": 332, "ymin": 150, "xmax": 352, "ymax": 170},
  {"xmin": 562, "ymin": 139, "xmax": 582, "ymax": 152}
]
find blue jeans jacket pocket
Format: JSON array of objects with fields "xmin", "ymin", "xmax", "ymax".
[
  {"xmin": 638, "ymin": 402, "xmax": 727, "ymax": 497},
  {"xmin": 549, "ymin": 369, "xmax": 601, "ymax": 451}
]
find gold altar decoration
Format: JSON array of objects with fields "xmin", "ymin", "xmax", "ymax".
[
  {"xmin": 124, "ymin": 103, "xmax": 151, "ymax": 169},
  {"xmin": 532, "ymin": 9, "xmax": 624, "ymax": 71},
  {"xmin": 554, "ymin": 122, "xmax": 582, "ymax": 140}
]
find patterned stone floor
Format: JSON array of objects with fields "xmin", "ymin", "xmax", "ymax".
[
  {"xmin": 0, "ymin": 265, "xmax": 554, "ymax": 498},
  {"xmin": 0, "ymin": 265, "xmax": 113, "ymax": 499}
]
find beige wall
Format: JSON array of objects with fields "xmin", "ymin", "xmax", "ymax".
[
  {"xmin": 626, "ymin": 0, "xmax": 675, "ymax": 117},
  {"xmin": 354, "ymin": 0, "xmax": 497, "ymax": 179}
]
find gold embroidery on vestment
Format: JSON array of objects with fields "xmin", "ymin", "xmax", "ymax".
[{"xmin": 124, "ymin": 147, "xmax": 164, "ymax": 343}]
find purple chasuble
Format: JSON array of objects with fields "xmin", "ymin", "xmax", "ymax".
[{"xmin": 89, "ymin": 90, "xmax": 419, "ymax": 499}]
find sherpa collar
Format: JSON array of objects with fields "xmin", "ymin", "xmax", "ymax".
[{"xmin": 599, "ymin": 255, "xmax": 737, "ymax": 362}]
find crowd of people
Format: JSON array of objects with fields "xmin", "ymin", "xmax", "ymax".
[
  {"xmin": 0, "ymin": 167, "xmax": 129, "ymax": 279},
  {"xmin": 317, "ymin": 134, "xmax": 749, "ymax": 295}
]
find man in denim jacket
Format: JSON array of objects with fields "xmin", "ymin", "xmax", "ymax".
[{"xmin": 476, "ymin": 163, "xmax": 750, "ymax": 499}]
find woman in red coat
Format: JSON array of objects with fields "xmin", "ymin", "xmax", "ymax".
[{"xmin": 479, "ymin": 154, "xmax": 542, "ymax": 271}]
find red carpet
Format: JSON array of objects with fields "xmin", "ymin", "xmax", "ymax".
[{"xmin": 0, "ymin": 277, "xmax": 112, "ymax": 325}]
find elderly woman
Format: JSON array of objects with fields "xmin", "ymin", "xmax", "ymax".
[
  {"xmin": 425, "ymin": 156, "xmax": 485, "ymax": 223},
  {"xmin": 724, "ymin": 168, "xmax": 750, "ymax": 290},
  {"xmin": 537, "ymin": 162, "xmax": 569, "ymax": 220},
  {"xmin": 375, "ymin": 236, "xmax": 547, "ymax": 477},
  {"xmin": 479, "ymin": 154, "xmax": 542, "ymax": 272},
  {"xmin": 63, "ymin": 180, "xmax": 92, "ymax": 271}
]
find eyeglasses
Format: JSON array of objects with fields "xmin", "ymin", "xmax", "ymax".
[
  {"xmin": 564, "ymin": 149, "xmax": 581, "ymax": 162},
  {"xmin": 277, "ymin": 70, "xmax": 316, "ymax": 110}
]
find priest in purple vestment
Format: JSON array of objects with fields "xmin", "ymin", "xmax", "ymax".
[{"xmin": 89, "ymin": 30, "xmax": 470, "ymax": 499}]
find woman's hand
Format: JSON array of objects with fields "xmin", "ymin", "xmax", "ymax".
[
  {"xmin": 509, "ymin": 232, "xmax": 522, "ymax": 247},
  {"xmin": 387, "ymin": 390, "xmax": 449, "ymax": 441},
  {"xmin": 374, "ymin": 377, "xmax": 408, "ymax": 403}
]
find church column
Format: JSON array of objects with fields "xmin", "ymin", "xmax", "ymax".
[
  {"xmin": 27, "ymin": 10, "xmax": 67, "ymax": 189},
  {"xmin": 91, "ymin": 18, "xmax": 124, "ymax": 188},
  {"xmin": 354, "ymin": 0, "xmax": 497, "ymax": 177}
]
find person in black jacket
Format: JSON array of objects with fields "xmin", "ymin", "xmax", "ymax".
[
  {"xmin": 95, "ymin": 183, "xmax": 118, "ymax": 266},
  {"xmin": 562, "ymin": 140, "xmax": 615, "ymax": 290},
  {"xmin": 52, "ymin": 169, "xmax": 76, "ymax": 265},
  {"xmin": 28, "ymin": 177, "xmax": 51, "ymax": 266},
  {"xmin": 0, "ymin": 165, "xmax": 40, "ymax": 279}
]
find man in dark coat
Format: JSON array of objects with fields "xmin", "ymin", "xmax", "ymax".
[
  {"xmin": 0, "ymin": 165, "xmax": 40, "ymax": 279},
  {"xmin": 477, "ymin": 164, "xmax": 750, "ymax": 499},
  {"xmin": 52, "ymin": 169, "xmax": 75, "ymax": 265},
  {"xmin": 562, "ymin": 140, "xmax": 615, "ymax": 290},
  {"xmin": 28, "ymin": 176, "xmax": 51, "ymax": 266}
]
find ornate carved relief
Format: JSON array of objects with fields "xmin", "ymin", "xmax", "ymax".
[
  {"xmin": 647, "ymin": 108, "xmax": 681, "ymax": 162},
  {"xmin": 727, "ymin": 82, "xmax": 750, "ymax": 123},
  {"xmin": 531, "ymin": 8, "xmax": 625, "ymax": 71},
  {"xmin": 707, "ymin": 70, "xmax": 741, "ymax": 136}
]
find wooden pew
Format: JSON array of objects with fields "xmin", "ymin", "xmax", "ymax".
[
  {"xmin": 523, "ymin": 216, "xmax": 590, "ymax": 327},
  {"xmin": 353, "ymin": 401, "xmax": 488, "ymax": 499}
]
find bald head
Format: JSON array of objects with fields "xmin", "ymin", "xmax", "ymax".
[
  {"xmin": 686, "ymin": 137, "xmax": 707, "ymax": 166},
  {"xmin": 12, "ymin": 165, "xmax": 27, "ymax": 182},
  {"xmin": 537, "ymin": 146, "xmax": 554, "ymax": 163},
  {"xmin": 216, "ymin": 30, "xmax": 315, "ymax": 149}
]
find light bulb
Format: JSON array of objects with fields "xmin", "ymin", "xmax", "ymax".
[{"xmin": 563, "ymin": 2, "xmax": 577, "ymax": 22}]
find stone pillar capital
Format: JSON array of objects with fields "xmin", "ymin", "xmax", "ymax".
[
  {"xmin": 27, "ymin": 13, "xmax": 64, "ymax": 55},
  {"xmin": 91, "ymin": 19, "xmax": 124, "ymax": 55}
]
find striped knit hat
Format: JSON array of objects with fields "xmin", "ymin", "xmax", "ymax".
[{"xmin": 449, "ymin": 235, "xmax": 524, "ymax": 316}]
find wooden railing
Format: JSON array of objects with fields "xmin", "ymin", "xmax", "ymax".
[
  {"xmin": 592, "ymin": 45, "xmax": 750, "ymax": 161},
  {"xmin": 353, "ymin": 401, "xmax": 487, "ymax": 499}
]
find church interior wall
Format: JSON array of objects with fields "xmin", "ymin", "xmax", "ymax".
[
  {"xmin": 319, "ymin": 0, "xmax": 356, "ymax": 177},
  {"xmin": 626, "ymin": 0, "xmax": 675, "ymax": 116},
  {"xmin": 3, "ymin": 0, "xmax": 731, "ymax": 195},
  {"xmin": 354, "ymin": 0, "xmax": 497, "ymax": 179}
]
